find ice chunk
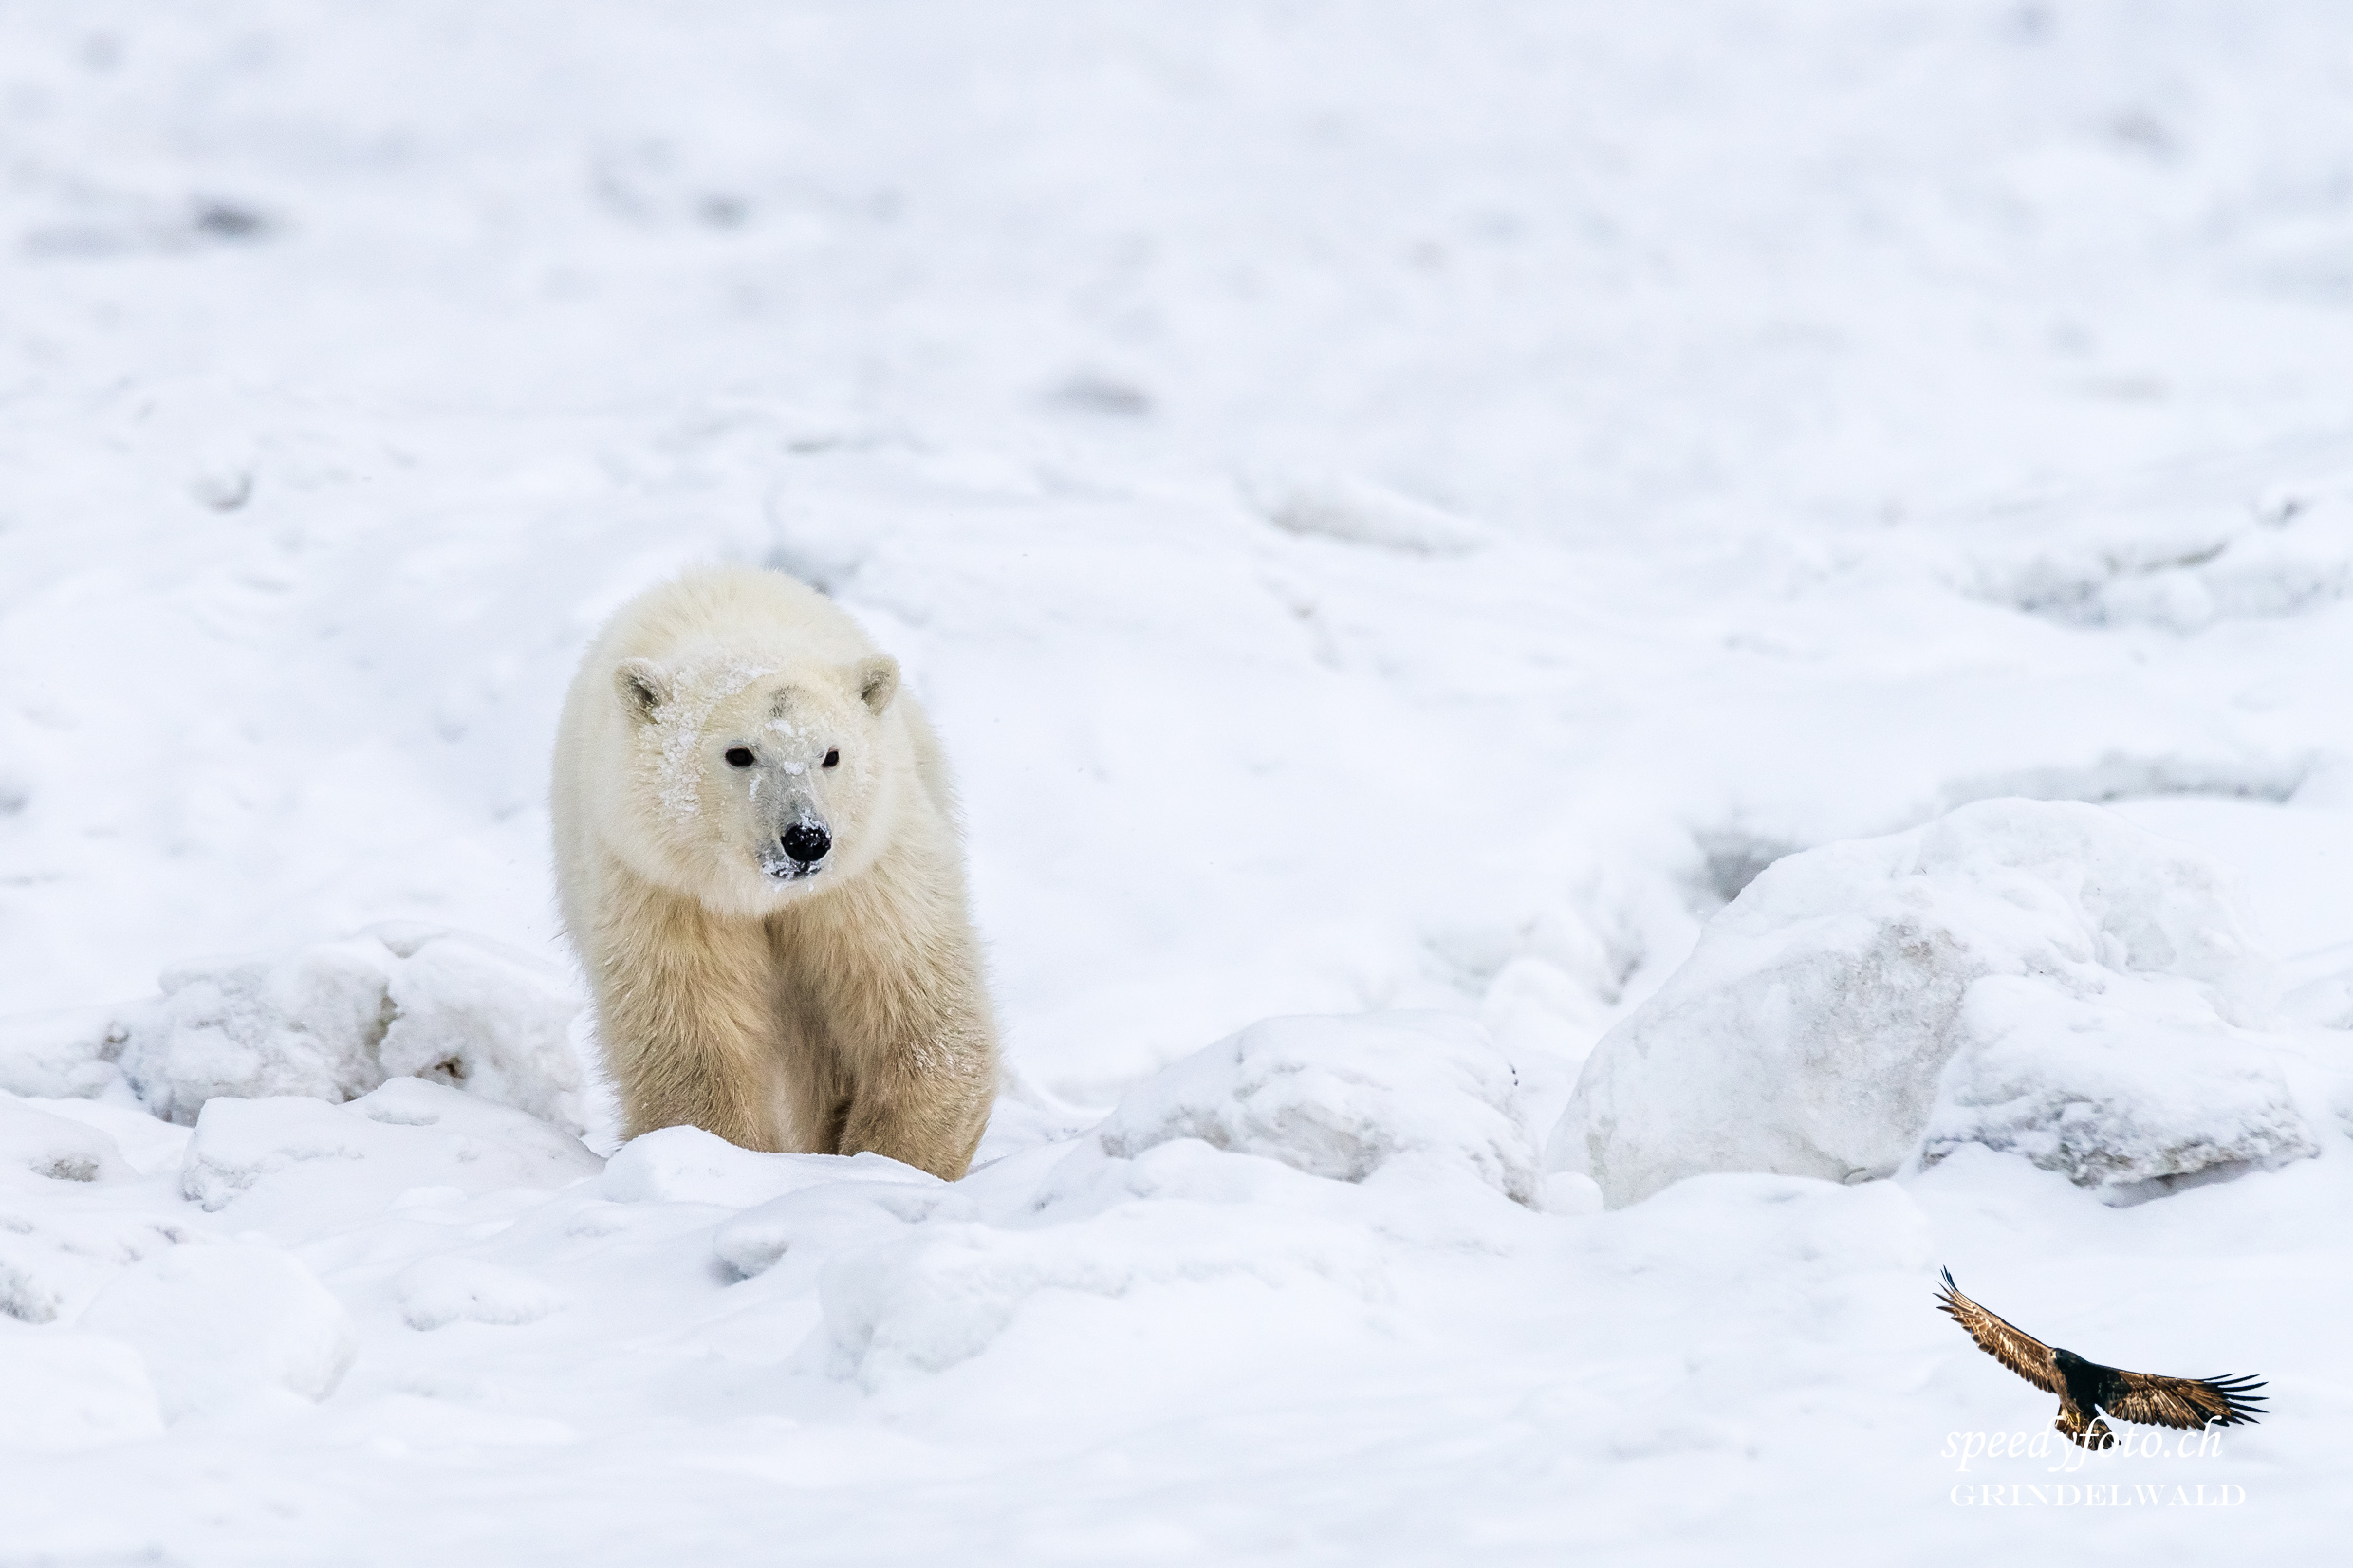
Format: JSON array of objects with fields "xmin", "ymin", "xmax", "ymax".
[
  {"xmin": 180, "ymin": 1079, "xmax": 599, "ymax": 1217},
  {"xmin": 76, "ymin": 1243, "xmax": 357, "ymax": 1417},
  {"xmin": 1098, "ymin": 1012, "xmax": 1540, "ymax": 1206},
  {"xmin": 84, "ymin": 927, "xmax": 585, "ymax": 1131},
  {"xmin": 0, "ymin": 1092, "xmax": 131, "ymax": 1185},
  {"xmin": 1558, "ymin": 800, "xmax": 2314, "ymax": 1207}
]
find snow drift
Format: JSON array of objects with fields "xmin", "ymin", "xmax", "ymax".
[{"xmin": 1555, "ymin": 800, "xmax": 2319, "ymax": 1208}]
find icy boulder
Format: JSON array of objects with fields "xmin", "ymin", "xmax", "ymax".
[
  {"xmin": 66, "ymin": 925, "xmax": 587, "ymax": 1131},
  {"xmin": 1555, "ymin": 800, "xmax": 2316, "ymax": 1208},
  {"xmin": 1098, "ymin": 1012, "xmax": 1540, "ymax": 1206}
]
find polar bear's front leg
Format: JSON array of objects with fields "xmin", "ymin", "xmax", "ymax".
[
  {"xmin": 836, "ymin": 1011, "xmax": 996, "ymax": 1180},
  {"xmin": 588, "ymin": 873, "xmax": 785, "ymax": 1151}
]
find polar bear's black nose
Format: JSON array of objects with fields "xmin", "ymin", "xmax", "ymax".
[{"xmin": 780, "ymin": 822, "xmax": 831, "ymax": 865}]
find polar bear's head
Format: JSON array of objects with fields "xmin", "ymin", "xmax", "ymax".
[{"xmin": 612, "ymin": 652, "xmax": 903, "ymax": 911}]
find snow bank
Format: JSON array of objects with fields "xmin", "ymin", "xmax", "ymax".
[
  {"xmin": 0, "ymin": 926, "xmax": 585, "ymax": 1133},
  {"xmin": 1556, "ymin": 800, "xmax": 2317, "ymax": 1207},
  {"xmin": 1097, "ymin": 1012, "xmax": 1540, "ymax": 1206},
  {"xmin": 77, "ymin": 1243, "xmax": 356, "ymax": 1418}
]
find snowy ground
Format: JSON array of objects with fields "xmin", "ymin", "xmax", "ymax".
[{"xmin": 4, "ymin": 2, "xmax": 2351, "ymax": 1560}]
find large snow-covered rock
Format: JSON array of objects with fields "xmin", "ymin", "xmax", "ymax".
[
  {"xmin": 0, "ymin": 926, "xmax": 586, "ymax": 1133},
  {"xmin": 1097, "ymin": 1012, "xmax": 1540, "ymax": 1206},
  {"xmin": 1554, "ymin": 800, "xmax": 2317, "ymax": 1208}
]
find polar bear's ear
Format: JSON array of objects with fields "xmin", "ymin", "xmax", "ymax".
[
  {"xmin": 613, "ymin": 658, "xmax": 672, "ymax": 724},
  {"xmin": 852, "ymin": 655, "xmax": 899, "ymax": 715}
]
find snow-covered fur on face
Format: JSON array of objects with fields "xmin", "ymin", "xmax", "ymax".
[
  {"xmin": 605, "ymin": 645, "xmax": 902, "ymax": 918},
  {"xmin": 552, "ymin": 567, "xmax": 999, "ymax": 1179}
]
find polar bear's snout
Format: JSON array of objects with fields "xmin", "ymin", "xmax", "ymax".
[
  {"xmin": 756, "ymin": 807, "xmax": 831, "ymax": 881},
  {"xmin": 779, "ymin": 820, "xmax": 831, "ymax": 867}
]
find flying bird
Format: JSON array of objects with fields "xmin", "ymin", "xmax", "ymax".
[{"xmin": 1935, "ymin": 1269, "xmax": 2266, "ymax": 1448}]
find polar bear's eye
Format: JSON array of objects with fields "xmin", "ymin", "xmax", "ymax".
[
  {"xmin": 725, "ymin": 747, "xmax": 755, "ymax": 768},
  {"xmin": 823, "ymin": 749, "xmax": 840, "ymax": 768}
]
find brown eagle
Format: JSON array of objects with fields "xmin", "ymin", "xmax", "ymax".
[{"xmin": 1935, "ymin": 1269, "xmax": 2266, "ymax": 1448}]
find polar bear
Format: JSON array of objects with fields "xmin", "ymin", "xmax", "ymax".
[{"xmin": 550, "ymin": 567, "xmax": 998, "ymax": 1179}]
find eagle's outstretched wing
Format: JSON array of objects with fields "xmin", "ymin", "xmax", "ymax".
[
  {"xmin": 2081, "ymin": 1365, "xmax": 2266, "ymax": 1430},
  {"xmin": 1936, "ymin": 1268, "xmax": 2062, "ymax": 1395}
]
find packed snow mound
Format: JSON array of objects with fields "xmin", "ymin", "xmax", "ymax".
[
  {"xmin": 0, "ymin": 1333, "xmax": 165, "ymax": 1452},
  {"xmin": 1245, "ymin": 470, "xmax": 1493, "ymax": 556},
  {"xmin": 0, "ymin": 926, "xmax": 586, "ymax": 1132},
  {"xmin": 0, "ymin": 1008, "xmax": 122, "ymax": 1100},
  {"xmin": 823, "ymin": 1190, "xmax": 1391, "ymax": 1385},
  {"xmin": 1097, "ymin": 1012, "xmax": 1540, "ymax": 1206},
  {"xmin": 817, "ymin": 1138, "xmax": 1398, "ymax": 1386},
  {"xmin": 716, "ymin": 1170, "xmax": 965, "ymax": 1281},
  {"xmin": 1555, "ymin": 800, "xmax": 2317, "ymax": 1208},
  {"xmin": 0, "ymin": 1143, "xmax": 189, "ymax": 1327},
  {"xmin": 76, "ymin": 1243, "xmax": 356, "ymax": 1418},
  {"xmin": 395, "ymin": 1255, "xmax": 567, "ymax": 1331},
  {"xmin": 1919, "ymin": 977, "xmax": 2319, "ymax": 1200},
  {"xmin": 0, "ymin": 1092, "xmax": 132, "ymax": 1187},
  {"xmin": 180, "ymin": 1079, "xmax": 600, "ymax": 1220},
  {"xmin": 600, "ymin": 1125, "xmax": 932, "ymax": 1208},
  {"xmin": 2283, "ymin": 946, "xmax": 2353, "ymax": 1028},
  {"xmin": 666, "ymin": 1021, "xmax": 1553, "ymax": 1389}
]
